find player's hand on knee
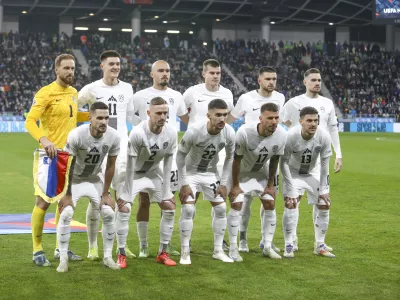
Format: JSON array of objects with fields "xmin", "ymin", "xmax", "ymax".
[
  {"xmin": 334, "ymin": 157, "xmax": 342, "ymax": 173},
  {"xmin": 318, "ymin": 193, "xmax": 331, "ymax": 207},
  {"xmin": 101, "ymin": 193, "xmax": 115, "ymax": 210},
  {"xmin": 39, "ymin": 137, "xmax": 57, "ymax": 159},
  {"xmin": 117, "ymin": 198, "xmax": 128, "ymax": 210},
  {"xmin": 58, "ymin": 195, "xmax": 74, "ymax": 213},
  {"xmin": 284, "ymin": 196, "xmax": 298, "ymax": 208},
  {"xmin": 262, "ymin": 186, "xmax": 276, "ymax": 200},
  {"xmin": 228, "ymin": 185, "xmax": 243, "ymax": 202},
  {"xmin": 179, "ymin": 185, "xmax": 194, "ymax": 203},
  {"xmin": 215, "ymin": 185, "xmax": 227, "ymax": 200}
]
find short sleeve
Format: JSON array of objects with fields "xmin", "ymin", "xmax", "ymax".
[
  {"xmin": 234, "ymin": 129, "xmax": 246, "ymax": 156},
  {"xmin": 176, "ymin": 93, "xmax": 187, "ymax": 116},
  {"xmin": 132, "ymin": 92, "xmax": 142, "ymax": 115},
  {"xmin": 183, "ymin": 87, "xmax": 193, "ymax": 109},
  {"xmin": 280, "ymin": 100, "xmax": 294, "ymax": 124},
  {"xmin": 226, "ymin": 91, "xmax": 234, "ymax": 112},
  {"xmin": 64, "ymin": 129, "xmax": 80, "ymax": 156},
  {"xmin": 109, "ymin": 134, "xmax": 121, "ymax": 156},
  {"xmin": 276, "ymin": 130, "xmax": 288, "ymax": 156},
  {"xmin": 78, "ymin": 84, "xmax": 94, "ymax": 108},
  {"xmin": 178, "ymin": 128, "xmax": 194, "ymax": 154},
  {"xmin": 230, "ymin": 94, "xmax": 245, "ymax": 119}
]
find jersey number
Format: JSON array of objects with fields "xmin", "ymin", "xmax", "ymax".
[
  {"xmin": 149, "ymin": 151, "xmax": 156, "ymax": 160},
  {"xmin": 108, "ymin": 103, "xmax": 117, "ymax": 116},
  {"xmin": 202, "ymin": 150, "xmax": 216, "ymax": 160},
  {"xmin": 69, "ymin": 105, "xmax": 73, "ymax": 118},
  {"xmin": 210, "ymin": 181, "xmax": 221, "ymax": 195},
  {"xmin": 84, "ymin": 154, "xmax": 100, "ymax": 164},
  {"xmin": 301, "ymin": 154, "xmax": 311, "ymax": 164},
  {"xmin": 256, "ymin": 154, "xmax": 269, "ymax": 164},
  {"xmin": 171, "ymin": 170, "xmax": 178, "ymax": 183}
]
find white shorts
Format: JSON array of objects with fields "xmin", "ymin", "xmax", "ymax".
[
  {"xmin": 227, "ymin": 171, "xmax": 267, "ymax": 203},
  {"xmin": 186, "ymin": 172, "xmax": 224, "ymax": 203},
  {"xmin": 127, "ymin": 169, "xmax": 164, "ymax": 204},
  {"xmin": 282, "ymin": 169, "xmax": 329, "ymax": 205},
  {"xmin": 71, "ymin": 180, "xmax": 103, "ymax": 207},
  {"xmin": 160, "ymin": 152, "xmax": 179, "ymax": 192}
]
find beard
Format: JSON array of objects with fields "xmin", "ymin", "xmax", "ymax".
[
  {"xmin": 160, "ymin": 80, "xmax": 169, "ymax": 87},
  {"xmin": 60, "ymin": 75, "xmax": 74, "ymax": 85}
]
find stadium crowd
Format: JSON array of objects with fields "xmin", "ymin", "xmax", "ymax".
[{"xmin": 1, "ymin": 31, "xmax": 400, "ymax": 121}]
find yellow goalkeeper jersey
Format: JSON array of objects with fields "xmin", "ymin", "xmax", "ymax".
[{"xmin": 25, "ymin": 81, "xmax": 79, "ymax": 149}]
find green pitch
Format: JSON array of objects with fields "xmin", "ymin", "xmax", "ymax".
[{"xmin": 0, "ymin": 132, "xmax": 399, "ymax": 300}]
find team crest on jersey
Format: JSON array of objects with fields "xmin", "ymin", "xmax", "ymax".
[
  {"xmin": 118, "ymin": 94, "xmax": 124, "ymax": 102},
  {"xmin": 320, "ymin": 106, "xmax": 325, "ymax": 113},
  {"xmin": 272, "ymin": 145, "xmax": 278, "ymax": 153},
  {"xmin": 314, "ymin": 146, "xmax": 321, "ymax": 153},
  {"xmin": 219, "ymin": 143, "xmax": 225, "ymax": 150},
  {"xmin": 102, "ymin": 145, "xmax": 109, "ymax": 154},
  {"xmin": 169, "ymin": 98, "xmax": 174, "ymax": 105},
  {"xmin": 163, "ymin": 142, "xmax": 169, "ymax": 149}
]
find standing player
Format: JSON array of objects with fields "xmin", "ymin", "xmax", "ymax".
[
  {"xmin": 227, "ymin": 103, "xmax": 287, "ymax": 261},
  {"xmin": 116, "ymin": 97, "xmax": 178, "ymax": 268},
  {"xmin": 280, "ymin": 106, "xmax": 334, "ymax": 258},
  {"xmin": 57, "ymin": 102, "xmax": 121, "ymax": 272},
  {"xmin": 280, "ymin": 68, "xmax": 342, "ymax": 252},
  {"xmin": 25, "ymin": 54, "xmax": 85, "ymax": 266},
  {"xmin": 227, "ymin": 66, "xmax": 285, "ymax": 253},
  {"xmin": 177, "ymin": 99, "xmax": 235, "ymax": 265},
  {"xmin": 183, "ymin": 59, "xmax": 233, "ymax": 250},
  {"xmin": 130, "ymin": 60, "xmax": 188, "ymax": 257},
  {"xmin": 78, "ymin": 50, "xmax": 135, "ymax": 259}
]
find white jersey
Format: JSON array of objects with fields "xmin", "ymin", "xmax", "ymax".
[
  {"xmin": 128, "ymin": 121, "xmax": 177, "ymax": 173},
  {"xmin": 132, "ymin": 87, "xmax": 187, "ymax": 131},
  {"xmin": 183, "ymin": 83, "xmax": 234, "ymax": 126},
  {"xmin": 235, "ymin": 123, "xmax": 287, "ymax": 172},
  {"xmin": 178, "ymin": 121, "xmax": 235, "ymax": 174},
  {"xmin": 78, "ymin": 79, "xmax": 134, "ymax": 138},
  {"xmin": 283, "ymin": 125, "xmax": 332, "ymax": 175},
  {"xmin": 65, "ymin": 124, "xmax": 120, "ymax": 182},
  {"xmin": 280, "ymin": 94, "xmax": 337, "ymax": 129},
  {"xmin": 231, "ymin": 90, "xmax": 285, "ymax": 124}
]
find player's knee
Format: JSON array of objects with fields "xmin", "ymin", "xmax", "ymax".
[
  {"xmin": 160, "ymin": 200, "xmax": 176, "ymax": 211},
  {"xmin": 284, "ymin": 197, "xmax": 297, "ymax": 209},
  {"xmin": 119, "ymin": 202, "xmax": 131, "ymax": 214},
  {"xmin": 231, "ymin": 202, "xmax": 242, "ymax": 211},
  {"xmin": 213, "ymin": 202, "xmax": 227, "ymax": 218},
  {"xmin": 262, "ymin": 200, "xmax": 275, "ymax": 210},
  {"xmin": 181, "ymin": 204, "xmax": 195, "ymax": 220},
  {"xmin": 162, "ymin": 209, "xmax": 175, "ymax": 220},
  {"xmin": 101, "ymin": 206, "xmax": 114, "ymax": 223},
  {"xmin": 36, "ymin": 197, "xmax": 50, "ymax": 210},
  {"xmin": 61, "ymin": 206, "xmax": 74, "ymax": 221},
  {"xmin": 317, "ymin": 204, "xmax": 330, "ymax": 210}
]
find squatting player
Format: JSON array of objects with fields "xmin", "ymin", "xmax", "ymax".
[{"xmin": 57, "ymin": 102, "xmax": 121, "ymax": 272}]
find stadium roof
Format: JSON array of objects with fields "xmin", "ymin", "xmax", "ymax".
[{"xmin": 1, "ymin": 0, "xmax": 374, "ymax": 26}]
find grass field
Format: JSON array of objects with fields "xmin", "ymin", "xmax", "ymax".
[{"xmin": 0, "ymin": 132, "xmax": 400, "ymax": 300}]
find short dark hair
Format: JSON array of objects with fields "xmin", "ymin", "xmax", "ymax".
[
  {"xmin": 300, "ymin": 106, "xmax": 319, "ymax": 118},
  {"xmin": 150, "ymin": 97, "xmax": 168, "ymax": 106},
  {"xmin": 100, "ymin": 50, "xmax": 121, "ymax": 62},
  {"xmin": 55, "ymin": 54, "xmax": 75, "ymax": 68},
  {"xmin": 304, "ymin": 68, "xmax": 320, "ymax": 78},
  {"xmin": 90, "ymin": 101, "xmax": 109, "ymax": 114},
  {"xmin": 260, "ymin": 103, "xmax": 279, "ymax": 113},
  {"xmin": 208, "ymin": 99, "xmax": 227, "ymax": 110},
  {"xmin": 259, "ymin": 66, "xmax": 276, "ymax": 75},
  {"xmin": 203, "ymin": 59, "xmax": 220, "ymax": 72}
]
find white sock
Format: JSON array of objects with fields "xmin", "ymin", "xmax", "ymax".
[
  {"xmin": 260, "ymin": 204, "xmax": 264, "ymax": 240},
  {"xmin": 227, "ymin": 209, "xmax": 240, "ymax": 248},
  {"xmin": 159, "ymin": 210, "xmax": 175, "ymax": 254},
  {"xmin": 86, "ymin": 202, "xmax": 100, "ymax": 249},
  {"xmin": 57, "ymin": 206, "xmax": 74, "ymax": 260},
  {"xmin": 137, "ymin": 221, "xmax": 149, "ymax": 249},
  {"xmin": 283, "ymin": 208, "xmax": 295, "ymax": 245},
  {"xmin": 262, "ymin": 209, "xmax": 276, "ymax": 249},
  {"xmin": 101, "ymin": 205, "xmax": 115, "ymax": 258},
  {"xmin": 293, "ymin": 202, "xmax": 300, "ymax": 240},
  {"xmin": 312, "ymin": 204, "xmax": 317, "ymax": 224},
  {"xmin": 179, "ymin": 204, "xmax": 195, "ymax": 250},
  {"xmin": 314, "ymin": 207, "xmax": 330, "ymax": 245},
  {"xmin": 115, "ymin": 203, "xmax": 131, "ymax": 250},
  {"xmin": 239, "ymin": 195, "xmax": 252, "ymax": 240},
  {"xmin": 212, "ymin": 202, "xmax": 227, "ymax": 252}
]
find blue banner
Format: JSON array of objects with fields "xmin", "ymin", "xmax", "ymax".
[
  {"xmin": 354, "ymin": 118, "xmax": 395, "ymax": 123},
  {"xmin": 349, "ymin": 122, "xmax": 394, "ymax": 132},
  {"xmin": 0, "ymin": 121, "xmax": 27, "ymax": 132}
]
